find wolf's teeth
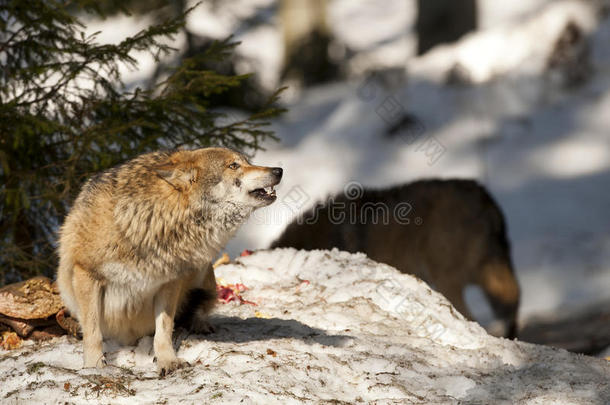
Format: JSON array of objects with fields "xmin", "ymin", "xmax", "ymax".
[{"xmin": 264, "ymin": 186, "xmax": 273, "ymax": 193}]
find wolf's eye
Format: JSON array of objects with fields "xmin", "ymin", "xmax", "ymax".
[{"xmin": 228, "ymin": 162, "xmax": 240, "ymax": 170}]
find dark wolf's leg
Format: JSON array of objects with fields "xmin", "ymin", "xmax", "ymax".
[
  {"xmin": 437, "ymin": 282, "xmax": 473, "ymax": 321},
  {"xmin": 72, "ymin": 264, "xmax": 106, "ymax": 368}
]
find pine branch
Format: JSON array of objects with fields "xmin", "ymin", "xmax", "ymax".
[{"xmin": 0, "ymin": 0, "xmax": 284, "ymax": 283}]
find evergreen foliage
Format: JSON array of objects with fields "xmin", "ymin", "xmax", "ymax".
[{"xmin": 0, "ymin": 0, "xmax": 283, "ymax": 284}]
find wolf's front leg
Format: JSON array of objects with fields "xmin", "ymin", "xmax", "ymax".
[
  {"xmin": 154, "ymin": 280, "xmax": 187, "ymax": 376},
  {"xmin": 73, "ymin": 264, "xmax": 106, "ymax": 368}
]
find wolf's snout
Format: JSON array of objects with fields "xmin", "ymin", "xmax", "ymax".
[{"xmin": 271, "ymin": 167, "xmax": 283, "ymax": 180}]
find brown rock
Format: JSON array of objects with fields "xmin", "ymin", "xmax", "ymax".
[
  {"xmin": 0, "ymin": 276, "xmax": 64, "ymax": 319},
  {"xmin": 0, "ymin": 315, "xmax": 35, "ymax": 337},
  {"xmin": 0, "ymin": 314, "xmax": 57, "ymax": 337}
]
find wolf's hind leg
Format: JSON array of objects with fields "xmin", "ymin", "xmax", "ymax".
[
  {"xmin": 73, "ymin": 265, "xmax": 106, "ymax": 368},
  {"xmin": 176, "ymin": 264, "xmax": 217, "ymax": 334},
  {"xmin": 176, "ymin": 287, "xmax": 217, "ymax": 334}
]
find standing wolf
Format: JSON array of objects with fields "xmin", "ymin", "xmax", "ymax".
[
  {"xmin": 57, "ymin": 148, "xmax": 282, "ymax": 375},
  {"xmin": 272, "ymin": 179, "xmax": 520, "ymax": 338}
]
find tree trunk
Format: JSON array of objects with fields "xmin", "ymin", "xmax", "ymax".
[
  {"xmin": 280, "ymin": 0, "xmax": 339, "ymax": 86},
  {"xmin": 416, "ymin": 0, "xmax": 477, "ymax": 55}
]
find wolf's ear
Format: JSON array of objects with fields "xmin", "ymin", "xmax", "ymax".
[{"xmin": 154, "ymin": 161, "xmax": 198, "ymax": 191}]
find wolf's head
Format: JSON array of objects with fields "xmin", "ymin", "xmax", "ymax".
[{"xmin": 154, "ymin": 148, "xmax": 282, "ymax": 213}]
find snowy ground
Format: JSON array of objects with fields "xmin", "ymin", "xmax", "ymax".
[{"xmin": 1, "ymin": 249, "xmax": 608, "ymax": 404}]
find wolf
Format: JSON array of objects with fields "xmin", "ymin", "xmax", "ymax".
[
  {"xmin": 57, "ymin": 147, "xmax": 282, "ymax": 375},
  {"xmin": 271, "ymin": 179, "xmax": 520, "ymax": 338}
]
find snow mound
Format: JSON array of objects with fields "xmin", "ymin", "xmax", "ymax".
[{"xmin": 1, "ymin": 249, "xmax": 608, "ymax": 403}]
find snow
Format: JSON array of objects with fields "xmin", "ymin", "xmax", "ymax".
[
  {"xmin": 1, "ymin": 249, "xmax": 608, "ymax": 403},
  {"xmin": 477, "ymin": 0, "xmax": 557, "ymax": 30}
]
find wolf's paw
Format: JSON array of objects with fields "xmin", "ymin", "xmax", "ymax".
[
  {"xmin": 157, "ymin": 357, "xmax": 188, "ymax": 377},
  {"xmin": 83, "ymin": 353, "xmax": 107, "ymax": 369}
]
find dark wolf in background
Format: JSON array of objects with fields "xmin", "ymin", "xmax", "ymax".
[{"xmin": 272, "ymin": 179, "xmax": 520, "ymax": 338}]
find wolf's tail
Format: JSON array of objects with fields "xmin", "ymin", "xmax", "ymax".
[
  {"xmin": 471, "ymin": 182, "xmax": 520, "ymax": 338},
  {"xmin": 56, "ymin": 258, "xmax": 79, "ymax": 318},
  {"xmin": 479, "ymin": 259, "xmax": 520, "ymax": 338},
  {"xmin": 56, "ymin": 224, "xmax": 80, "ymax": 320}
]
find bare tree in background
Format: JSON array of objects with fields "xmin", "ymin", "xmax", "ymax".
[
  {"xmin": 416, "ymin": 0, "xmax": 477, "ymax": 55},
  {"xmin": 280, "ymin": 0, "xmax": 340, "ymax": 86}
]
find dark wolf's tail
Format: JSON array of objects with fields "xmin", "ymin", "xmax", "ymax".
[
  {"xmin": 473, "ymin": 181, "xmax": 520, "ymax": 339},
  {"xmin": 479, "ymin": 260, "xmax": 520, "ymax": 338}
]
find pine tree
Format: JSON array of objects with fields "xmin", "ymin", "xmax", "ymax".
[{"xmin": 0, "ymin": 0, "xmax": 284, "ymax": 284}]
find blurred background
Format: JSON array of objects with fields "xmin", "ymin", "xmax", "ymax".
[{"xmin": 2, "ymin": 0, "xmax": 609, "ymax": 356}]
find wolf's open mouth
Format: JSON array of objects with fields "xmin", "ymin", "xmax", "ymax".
[{"xmin": 249, "ymin": 186, "xmax": 277, "ymax": 201}]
